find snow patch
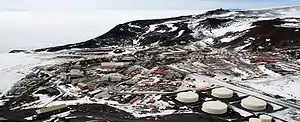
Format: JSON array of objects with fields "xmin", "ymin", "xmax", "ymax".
[
  {"xmin": 175, "ymin": 30, "xmax": 185, "ymax": 38},
  {"xmin": 132, "ymin": 39, "xmax": 138, "ymax": 45},
  {"xmin": 0, "ymin": 99, "xmax": 9, "ymax": 106},
  {"xmin": 258, "ymin": 46, "xmax": 264, "ymax": 49},
  {"xmin": 234, "ymin": 42, "xmax": 252, "ymax": 51},
  {"xmin": 157, "ymin": 30, "xmax": 167, "ymax": 33},
  {"xmin": 128, "ymin": 23, "xmax": 141, "ymax": 28},
  {"xmin": 257, "ymin": 65, "xmax": 282, "ymax": 78},
  {"xmin": 147, "ymin": 24, "xmax": 157, "ymax": 32},
  {"xmin": 211, "ymin": 23, "xmax": 251, "ymax": 37},
  {"xmin": 284, "ymin": 18, "xmax": 299, "ymax": 22},
  {"xmin": 220, "ymin": 35, "xmax": 240, "ymax": 43},
  {"xmin": 239, "ymin": 58, "xmax": 251, "ymax": 64},
  {"xmin": 212, "ymin": 12, "xmax": 238, "ymax": 18},
  {"xmin": 280, "ymin": 23, "xmax": 300, "ymax": 28},
  {"xmin": 246, "ymin": 77, "xmax": 300, "ymax": 100},
  {"xmin": 165, "ymin": 24, "xmax": 178, "ymax": 32},
  {"xmin": 202, "ymin": 38, "xmax": 214, "ymax": 45}
]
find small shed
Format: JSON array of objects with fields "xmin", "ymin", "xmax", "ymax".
[
  {"xmin": 77, "ymin": 83, "xmax": 89, "ymax": 90},
  {"xmin": 69, "ymin": 69, "xmax": 84, "ymax": 79},
  {"xmin": 101, "ymin": 62, "xmax": 131, "ymax": 68},
  {"xmin": 35, "ymin": 104, "xmax": 68, "ymax": 117},
  {"xmin": 101, "ymin": 73, "xmax": 125, "ymax": 82},
  {"xmin": 121, "ymin": 56, "xmax": 136, "ymax": 62}
]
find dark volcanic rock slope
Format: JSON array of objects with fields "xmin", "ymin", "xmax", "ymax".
[
  {"xmin": 33, "ymin": 9, "xmax": 238, "ymax": 52},
  {"xmin": 34, "ymin": 7, "xmax": 300, "ymax": 57},
  {"xmin": 220, "ymin": 19, "xmax": 300, "ymax": 50}
]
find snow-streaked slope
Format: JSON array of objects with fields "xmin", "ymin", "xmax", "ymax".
[{"xmin": 33, "ymin": 7, "xmax": 300, "ymax": 54}]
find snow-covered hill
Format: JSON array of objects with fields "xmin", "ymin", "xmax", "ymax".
[{"xmin": 30, "ymin": 7, "xmax": 300, "ymax": 59}]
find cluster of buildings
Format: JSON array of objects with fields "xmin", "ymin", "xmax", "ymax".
[
  {"xmin": 2, "ymin": 46, "xmax": 299, "ymax": 121},
  {"xmin": 5, "ymin": 69, "xmax": 51, "ymax": 97}
]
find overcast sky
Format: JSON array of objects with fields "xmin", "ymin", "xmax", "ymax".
[
  {"xmin": 1, "ymin": 0, "xmax": 300, "ymax": 11},
  {"xmin": 0, "ymin": 0, "xmax": 300, "ymax": 52}
]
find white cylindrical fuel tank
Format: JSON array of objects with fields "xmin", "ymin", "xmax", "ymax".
[
  {"xmin": 249, "ymin": 118, "xmax": 262, "ymax": 122},
  {"xmin": 241, "ymin": 97, "xmax": 267, "ymax": 111},
  {"xmin": 211, "ymin": 87, "xmax": 234, "ymax": 99},
  {"xmin": 202, "ymin": 101, "xmax": 228, "ymax": 115},
  {"xmin": 176, "ymin": 91, "xmax": 199, "ymax": 103},
  {"xmin": 259, "ymin": 115, "xmax": 272, "ymax": 122}
]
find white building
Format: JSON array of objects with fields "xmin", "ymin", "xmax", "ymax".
[
  {"xmin": 101, "ymin": 73, "xmax": 125, "ymax": 82},
  {"xmin": 69, "ymin": 69, "xmax": 84, "ymax": 78},
  {"xmin": 101, "ymin": 62, "xmax": 131, "ymax": 68}
]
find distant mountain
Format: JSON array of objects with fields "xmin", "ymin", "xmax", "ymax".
[{"xmin": 31, "ymin": 7, "xmax": 300, "ymax": 58}]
